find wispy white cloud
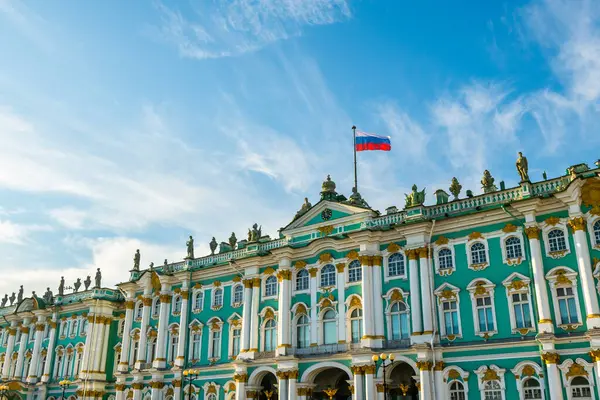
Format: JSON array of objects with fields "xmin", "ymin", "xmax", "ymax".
[
  {"xmin": 375, "ymin": 101, "xmax": 430, "ymax": 161},
  {"xmin": 154, "ymin": 0, "xmax": 351, "ymax": 59},
  {"xmin": 0, "ymin": 219, "xmax": 51, "ymax": 244}
]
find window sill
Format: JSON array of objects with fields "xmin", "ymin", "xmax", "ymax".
[
  {"xmin": 475, "ymin": 331, "xmax": 498, "ymax": 339},
  {"xmin": 211, "ymin": 305, "xmax": 223, "ymax": 311},
  {"xmin": 436, "ymin": 268, "xmax": 454, "ymax": 277},
  {"xmin": 231, "ymin": 302, "xmax": 242, "ymax": 308},
  {"xmin": 262, "ymin": 296, "xmax": 277, "ymax": 301},
  {"xmin": 513, "ymin": 327, "xmax": 535, "ymax": 335},
  {"xmin": 468, "ymin": 262, "xmax": 489, "ymax": 271},
  {"xmin": 505, "ymin": 257, "xmax": 524, "ymax": 266},
  {"xmin": 558, "ymin": 323, "xmax": 582, "ymax": 331},
  {"xmin": 192, "ymin": 308, "xmax": 203, "ymax": 313},
  {"xmin": 548, "ymin": 250, "xmax": 569, "ymax": 259},
  {"xmin": 384, "ymin": 275, "xmax": 407, "ymax": 282},
  {"xmin": 292, "ymin": 289, "xmax": 310, "ymax": 295}
]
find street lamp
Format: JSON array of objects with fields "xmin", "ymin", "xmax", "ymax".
[
  {"xmin": 182, "ymin": 367, "xmax": 200, "ymax": 400},
  {"xmin": 0, "ymin": 384, "xmax": 10, "ymax": 400},
  {"xmin": 372, "ymin": 353, "xmax": 395, "ymax": 400},
  {"xmin": 59, "ymin": 379, "xmax": 72, "ymax": 400}
]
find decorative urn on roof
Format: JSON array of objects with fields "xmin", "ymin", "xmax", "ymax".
[{"xmin": 320, "ymin": 175, "xmax": 338, "ymax": 201}]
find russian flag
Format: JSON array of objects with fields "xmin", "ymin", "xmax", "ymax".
[{"xmin": 355, "ymin": 130, "xmax": 391, "ymax": 152}]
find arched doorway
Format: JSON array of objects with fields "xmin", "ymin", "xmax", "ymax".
[
  {"xmin": 257, "ymin": 372, "xmax": 277, "ymax": 400},
  {"xmin": 312, "ymin": 368, "xmax": 352, "ymax": 400},
  {"xmin": 387, "ymin": 362, "xmax": 418, "ymax": 400}
]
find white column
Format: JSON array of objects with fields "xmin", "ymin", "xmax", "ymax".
[
  {"xmin": 418, "ymin": 362, "xmax": 432, "ymax": 400},
  {"xmin": 116, "ymin": 386, "xmax": 125, "ymax": 400},
  {"xmin": 288, "ymin": 370, "xmax": 298, "ymax": 400},
  {"xmin": 544, "ymin": 355, "xmax": 564, "ymax": 400},
  {"xmin": 240, "ymin": 279, "xmax": 253, "ymax": 352},
  {"xmin": 173, "ymin": 382, "xmax": 182, "ymax": 400},
  {"xmin": 372, "ymin": 256, "xmax": 384, "ymax": 345},
  {"xmin": 433, "ymin": 362, "xmax": 445, "ymax": 400},
  {"xmin": 570, "ymin": 217, "xmax": 600, "ymax": 329},
  {"xmin": 133, "ymin": 386, "xmax": 142, "ymax": 400},
  {"xmin": 364, "ymin": 366, "xmax": 376, "ymax": 400},
  {"xmin": 408, "ymin": 250, "xmax": 423, "ymax": 335},
  {"xmin": 137, "ymin": 291, "xmax": 153, "ymax": 368},
  {"xmin": 2, "ymin": 322, "xmax": 17, "ymax": 379},
  {"xmin": 41, "ymin": 318, "xmax": 57, "ymax": 382},
  {"xmin": 153, "ymin": 286, "xmax": 172, "ymax": 369},
  {"xmin": 309, "ymin": 269, "xmax": 318, "ymax": 347},
  {"xmin": 100, "ymin": 317, "xmax": 111, "ymax": 373},
  {"xmin": 14, "ymin": 320, "xmax": 31, "ymax": 379},
  {"xmin": 80, "ymin": 315, "xmax": 96, "ymax": 376},
  {"xmin": 360, "ymin": 256, "xmax": 376, "ymax": 347},
  {"xmin": 151, "ymin": 383, "xmax": 164, "ymax": 400},
  {"xmin": 277, "ymin": 372, "xmax": 289, "ymax": 400},
  {"xmin": 419, "ymin": 248, "xmax": 434, "ymax": 334},
  {"xmin": 92, "ymin": 317, "xmax": 107, "ymax": 373},
  {"xmin": 352, "ymin": 367, "xmax": 364, "ymax": 400},
  {"xmin": 234, "ymin": 373, "xmax": 248, "ymax": 400},
  {"xmin": 118, "ymin": 298, "xmax": 136, "ymax": 372},
  {"xmin": 27, "ymin": 321, "xmax": 45, "ymax": 382},
  {"xmin": 175, "ymin": 282, "xmax": 190, "ymax": 368},
  {"xmin": 525, "ymin": 226, "xmax": 554, "ymax": 333},
  {"xmin": 249, "ymin": 278, "xmax": 261, "ymax": 352},
  {"xmin": 336, "ymin": 263, "xmax": 347, "ymax": 344},
  {"xmin": 375, "ymin": 383, "xmax": 384, "ymax": 400},
  {"xmin": 277, "ymin": 262, "xmax": 292, "ymax": 356}
]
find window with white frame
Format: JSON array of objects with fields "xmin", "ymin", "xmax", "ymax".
[
  {"xmin": 470, "ymin": 242, "xmax": 487, "ymax": 264},
  {"xmin": 81, "ymin": 319, "xmax": 88, "ymax": 336},
  {"xmin": 232, "ymin": 284, "xmax": 243, "ymax": 304},
  {"xmin": 135, "ymin": 301, "xmax": 143, "ymax": 320},
  {"xmin": 438, "ymin": 248, "xmax": 453, "ymax": 271},
  {"xmin": 442, "ymin": 299, "xmax": 460, "ymax": 336},
  {"xmin": 23, "ymin": 353, "xmax": 31, "ymax": 379},
  {"xmin": 54, "ymin": 349, "xmax": 64, "ymax": 378},
  {"xmin": 193, "ymin": 291, "xmax": 203, "ymax": 311},
  {"xmin": 168, "ymin": 327, "xmax": 179, "ymax": 363},
  {"xmin": 388, "ymin": 253, "xmax": 405, "ymax": 277},
  {"xmin": 505, "ymin": 237, "xmax": 523, "ymax": 260},
  {"xmin": 209, "ymin": 329, "xmax": 221, "ymax": 359},
  {"xmin": 207, "ymin": 394, "xmax": 217, "ymax": 400},
  {"xmin": 213, "ymin": 288, "xmax": 223, "ymax": 308},
  {"xmin": 69, "ymin": 319, "xmax": 79, "ymax": 337},
  {"xmin": 130, "ymin": 332, "xmax": 140, "ymax": 366},
  {"xmin": 322, "ymin": 309, "xmax": 337, "ymax": 344},
  {"xmin": 449, "ymin": 381, "xmax": 466, "ymax": 400},
  {"xmin": 231, "ymin": 327, "xmax": 241, "ymax": 357},
  {"xmin": 264, "ymin": 276, "xmax": 277, "ymax": 297},
  {"xmin": 190, "ymin": 330, "xmax": 202, "ymax": 361},
  {"xmin": 483, "ymin": 381, "xmax": 502, "ymax": 400},
  {"xmin": 73, "ymin": 347, "xmax": 83, "ymax": 377},
  {"xmin": 475, "ymin": 295, "xmax": 495, "ymax": 333},
  {"xmin": 571, "ymin": 376, "xmax": 592, "ymax": 399},
  {"xmin": 511, "ymin": 292, "xmax": 532, "ymax": 329},
  {"xmin": 152, "ymin": 298, "xmax": 161, "ymax": 318},
  {"xmin": 320, "ymin": 264, "xmax": 336, "ymax": 287},
  {"xmin": 593, "ymin": 220, "xmax": 600, "ymax": 245},
  {"xmin": 348, "ymin": 260, "xmax": 362, "ymax": 283},
  {"xmin": 59, "ymin": 322, "xmax": 66, "ymax": 338},
  {"xmin": 263, "ymin": 319, "xmax": 276, "ymax": 351},
  {"xmin": 296, "ymin": 269, "xmax": 309, "ymax": 291},
  {"xmin": 349, "ymin": 308, "xmax": 363, "ymax": 343},
  {"xmin": 556, "ymin": 286, "xmax": 579, "ymax": 324},
  {"xmin": 296, "ymin": 315, "xmax": 310, "ymax": 348},
  {"xmin": 522, "ymin": 378, "xmax": 542, "ymax": 399},
  {"xmin": 547, "ymin": 229, "xmax": 567, "ymax": 252},
  {"xmin": 147, "ymin": 338, "xmax": 156, "ymax": 363},
  {"xmin": 117, "ymin": 320, "xmax": 125, "ymax": 337},
  {"xmin": 390, "ymin": 301, "xmax": 409, "ymax": 340},
  {"xmin": 172, "ymin": 295, "xmax": 182, "ymax": 314},
  {"xmin": 468, "ymin": 281, "xmax": 497, "ymax": 336}
]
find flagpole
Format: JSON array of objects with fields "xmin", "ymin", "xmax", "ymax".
[{"xmin": 352, "ymin": 125, "xmax": 358, "ymax": 192}]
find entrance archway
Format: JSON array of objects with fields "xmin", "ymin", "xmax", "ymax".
[
  {"xmin": 387, "ymin": 362, "xmax": 418, "ymax": 400},
  {"xmin": 257, "ymin": 373, "xmax": 277, "ymax": 400},
  {"xmin": 300, "ymin": 362, "xmax": 353, "ymax": 400}
]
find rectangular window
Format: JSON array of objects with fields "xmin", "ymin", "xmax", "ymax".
[
  {"xmin": 191, "ymin": 333, "xmax": 202, "ymax": 360},
  {"xmin": 476, "ymin": 296, "xmax": 495, "ymax": 332},
  {"xmin": 232, "ymin": 329, "xmax": 241, "ymax": 356},
  {"xmin": 351, "ymin": 319, "xmax": 362, "ymax": 343},
  {"xmin": 512, "ymin": 293, "xmax": 532, "ymax": 329},
  {"xmin": 557, "ymin": 287, "xmax": 578, "ymax": 324},
  {"xmin": 443, "ymin": 301, "xmax": 459, "ymax": 335},
  {"xmin": 210, "ymin": 331, "xmax": 221, "ymax": 358}
]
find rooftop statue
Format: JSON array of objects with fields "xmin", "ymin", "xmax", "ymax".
[
  {"xmin": 347, "ymin": 187, "xmax": 370, "ymax": 208},
  {"xmin": 44, "ymin": 288, "xmax": 53, "ymax": 304},
  {"xmin": 84, "ymin": 276, "xmax": 91, "ymax": 290},
  {"xmin": 149, "ymin": 262, "xmax": 154, "ymax": 272},
  {"xmin": 229, "ymin": 232, "xmax": 237, "ymax": 250},
  {"xmin": 95, "ymin": 268, "xmax": 102, "ymax": 288},
  {"xmin": 449, "ymin": 177, "xmax": 462, "ymax": 200},
  {"xmin": 1, "ymin": 294, "xmax": 7, "ymax": 307},
  {"xmin": 209, "ymin": 237, "xmax": 218, "ymax": 255},
  {"xmin": 133, "ymin": 249, "xmax": 141, "ymax": 271},
  {"xmin": 481, "ymin": 170, "xmax": 498, "ymax": 193},
  {"xmin": 405, "ymin": 184, "xmax": 426, "ymax": 208},
  {"xmin": 248, "ymin": 223, "xmax": 262, "ymax": 243},
  {"xmin": 74, "ymin": 278, "xmax": 82, "ymax": 293},
  {"xmin": 17, "ymin": 285, "xmax": 23, "ymax": 303},
  {"xmin": 294, "ymin": 197, "xmax": 312, "ymax": 219},
  {"xmin": 186, "ymin": 235, "xmax": 194, "ymax": 259},
  {"xmin": 9, "ymin": 292, "xmax": 15, "ymax": 305},
  {"xmin": 58, "ymin": 277, "xmax": 65, "ymax": 296},
  {"xmin": 516, "ymin": 151, "xmax": 529, "ymax": 182}
]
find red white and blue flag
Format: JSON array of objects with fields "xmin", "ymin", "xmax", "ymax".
[{"xmin": 355, "ymin": 130, "xmax": 391, "ymax": 152}]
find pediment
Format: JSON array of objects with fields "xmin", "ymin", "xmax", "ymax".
[{"xmin": 282, "ymin": 200, "xmax": 375, "ymax": 233}]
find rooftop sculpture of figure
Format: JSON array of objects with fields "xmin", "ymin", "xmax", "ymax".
[
  {"xmin": 133, "ymin": 249, "xmax": 141, "ymax": 271},
  {"xmin": 516, "ymin": 151, "xmax": 529, "ymax": 182},
  {"xmin": 248, "ymin": 223, "xmax": 262, "ymax": 242},
  {"xmin": 229, "ymin": 232, "xmax": 237, "ymax": 250},
  {"xmin": 405, "ymin": 184, "xmax": 426, "ymax": 208},
  {"xmin": 1, "ymin": 294, "xmax": 7, "ymax": 307},
  {"xmin": 9, "ymin": 292, "xmax": 15, "ymax": 305},
  {"xmin": 17, "ymin": 285, "xmax": 23, "ymax": 303},
  {"xmin": 186, "ymin": 236, "xmax": 194, "ymax": 259},
  {"xmin": 209, "ymin": 237, "xmax": 218, "ymax": 255},
  {"xmin": 58, "ymin": 277, "xmax": 65, "ymax": 296},
  {"xmin": 95, "ymin": 268, "xmax": 102, "ymax": 288},
  {"xmin": 84, "ymin": 276, "xmax": 91, "ymax": 290},
  {"xmin": 44, "ymin": 287, "xmax": 53, "ymax": 304},
  {"xmin": 481, "ymin": 170, "xmax": 498, "ymax": 193},
  {"xmin": 73, "ymin": 278, "xmax": 82, "ymax": 293},
  {"xmin": 294, "ymin": 197, "xmax": 312, "ymax": 219}
]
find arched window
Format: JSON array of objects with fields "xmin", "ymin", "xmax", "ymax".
[
  {"xmin": 81, "ymin": 319, "xmax": 89, "ymax": 336},
  {"xmin": 322, "ymin": 309, "xmax": 337, "ymax": 345},
  {"xmin": 38, "ymin": 354, "xmax": 47, "ymax": 378},
  {"xmin": 448, "ymin": 381, "xmax": 465, "ymax": 400},
  {"xmin": 168, "ymin": 328, "xmax": 179, "ymax": 363},
  {"xmin": 152, "ymin": 298, "xmax": 161, "ymax": 318},
  {"xmin": 117, "ymin": 320, "xmax": 125, "ymax": 337},
  {"xmin": 231, "ymin": 327, "xmax": 241, "ymax": 356},
  {"xmin": 593, "ymin": 220, "xmax": 600, "ymax": 245},
  {"xmin": 505, "ymin": 236, "xmax": 523, "ymax": 259},
  {"xmin": 54, "ymin": 349, "xmax": 64, "ymax": 378},
  {"xmin": 213, "ymin": 288, "xmax": 223, "ymax": 308},
  {"xmin": 348, "ymin": 260, "xmax": 362, "ymax": 283},
  {"xmin": 571, "ymin": 376, "xmax": 592, "ymax": 398},
  {"xmin": 172, "ymin": 295, "xmax": 182, "ymax": 314},
  {"xmin": 147, "ymin": 339, "xmax": 156, "ymax": 364},
  {"xmin": 190, "ymin": 330, "xmax": 202, "ymax": 361},
  {"xmin": 233, "ymin": 285, "xmax": 244, "ymax": 304},
  {"xmin": 70, "ymin": 319, "xmax": 79, "ymax": 337},
  {"xmin": 522, "ymin": 378, "xmax": 542, "ymax": 399},
  {"xmin": 193, "ymin": 292, "xmax": 203, "ymax": 310},
  {"xmin": 320, "ymin": 264, "xmax": 336, "ymax": 287},
  {"xmin": 207, "ymin": 394, "xmax": 217, "ymax": 400},
  {"xmin": 264, "ymin": 276, "xmax": 277, "ymax": 297},
  {"xmin": 135, "ymin": 302, "xmax": 143, "ymax": 320},
  {"xmin": 296, "ymin": 315, "xmax": 310, "ymax": 348},
  {"xmin": 390, "ymin": 301, "xmax": 409, "ymax": 340},
  {"xmin": 73, "ymin": 348, "xmax": 83, "ymax": 377},
  {"xmin": 482, "ymin": 380, "xmax": 502, "ymax": 400},
  {"xmin": 470, "ymin": 242, "xmax": 487, "ymax": 264},
  {"xmin": 548, "ymin": 229, "xmax": 567, "ymax": 252},
  {"xmin": 296, "ymin": 269, "xmax": 309, "ymax": 291},
  {"xmin": 438, "ymin": 248, "xmax": 453, "ymax": 271},
  {"xmin": 557, "ymin": 286, "xmax": 579, "ymax": 324},
  {"xmin": 349, "ymin": 308, "xmax": 363, "ymax": 343},
  {"xmin": 388, "ymin": 253, "xmax": 405, "ymax": 277},
  {"xmin": 264, "ymin": 319, "xmax": 276, "ymax": 351},
  {"xmin": 23, "ymin": 354, "xmax": 32, "ymax": 379}
]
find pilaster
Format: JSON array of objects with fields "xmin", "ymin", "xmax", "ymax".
[
  {"xmin": 524, "ymin": 224, "xmax": 554, "ymax": 333},
  {"xmin": 14, "ymin": 318, "xmax": 31, "ymax": 380},
  {"xmin": 336, "ymin": 263, "xmax": 347, "ymax": 345},
  {"xmin": 41, "ymin": 317, "xmax": 57, "ymax": 383},
  {"xmin": 118, "ymin": 295, "xmax": 136, "ymax": 372},
  {"xmin": 276, "ymin": 258, "xmax": 292, "ymax": 356},
  {"xmin": 136, "ymin": 284, "xmax": 153, "ymax": 369},
  {"xmin": 175, "ymin": 281, "xmax": 190, "ymax": 368},
  {"xmin": 1, "ymin": 321, "xmax": 17, "ymax": 379},
  {"xmin": 309, "ymin": 268, "xmax": 318, "ymax": 347},
  {"xmin": 153, "ymin": 282, "xmax": 172, "ymax": 369},
  {"xmin": 407, "ymin": 250, "xmax": 423, "ymax": 338}
]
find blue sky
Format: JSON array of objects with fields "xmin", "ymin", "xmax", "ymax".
[{"xmin": 1, "ymin": 0, "xmax": 599, "ymax": 298}]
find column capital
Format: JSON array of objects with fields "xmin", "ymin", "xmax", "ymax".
[
  {"xmin": 252, "ymin": 277, "xmax": 261, "ymax": 287},
  {"xmin": 376, "ymin": 383, "xmax": 385, "ymax": 393},
  {"xmin": 524, "ymin": 226, "xmax": 541, "ymax": 239},
  {"xmin": 590, "ymin": 349, "xmax": 600, "ymax": 362},
  {"xmin": 125, "ymin": 300, "xmax": 136, "ymax": 309},
  {"xmin": 277, "ymin": 270, "xmax": 292, "ymax": 281},
  {"xmin": 541, "ymin": 352, "xmax": 560, "ymax": 364},
  {"xmin": 433, "ymin": 361, "xmax": 445, "ymax": 371},
  {"xmin": 243, "ymin": 279, "xmax": 254, "ymax": 289},
  {"xmin": 115, "ymin": 384, "xmax": 126, "ymax": 391},
  {"xmin": 142, "ymin": 297, "xmax": 153, "ymax": 306},
  {"xmin": 417, "ymin": 247, "xmax": 429, "ymax": 259},
  {"xmin": 336, "ymin": 263, "xmax": 346, "ymax": 272},
  {"xmin": 406, "ymin": 249, "xmax": 419, "ymax": 260},
  {"xmin": 351, "ymin": 365, "xmax": 365, "ymax": 375},
  {"xmin": 308, "ymin": 268, "xmax": 318, "ymax": 277},
  {"xmin": 234, "ymin": 373, "xmax": 248, "ymax": 383},
  {"xmin": 416, "ymin": 360, "xmax": 433, "ymax": 371},
  {"xmin": 568, "ymin": 216, "xmax": 587, "ymax": 232}
]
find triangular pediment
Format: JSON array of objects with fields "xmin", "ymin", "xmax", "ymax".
[{"xmin": 282, "ymin": 200, "xmax": 375, "ymax": 233}]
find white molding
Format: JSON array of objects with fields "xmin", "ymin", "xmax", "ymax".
[
  {"xmin": 545, "ymin": 266, "xmax": 583, "ymax": 328},
  {"xmin": 434, "ymin": 283, "xmax": 462, "ymax": 339},
  {"xmin": 510, "ymin": 361, "xmax": 545, "ymax": 400},
  {"xmin": 467, "ymin": 278, "xmax": 498, "ymax": 338},
  {"xmin": 586, "ymin": 211, "xmax": 600, "ymax": 249},
  {"xmin": 262, "ymin": 275, "xmax": 278, "ymax": 300},
  {"xmin": 466, "ymin": 239, "xmax": 490, "ymax": 271},
  {"xmin": 432, "ymin": 243, "xmax": 456, "ymax": 276},
  {"xmin": 382, "ymin": 250, "xmax": 408, "ymax": 282},
  {"xmin": 474, "ymin": 364, "xmax": 506, "ymax": 400},
  {"xmin": 558, "ymin": 358, "xmax": 596, "ymax": 400},
  {"xmin": 230, "ymin": 283, "xmax": 244, "ymax": 308},
  {"xmin": 541, "ymin": 219, "xmax": 571, "ymax": 259},
  {"xmin": 499, "ymin": 230, "xmax": 527, "ymax": 266},
  {"xmin": 502, "ymin": 273, "xmax": 535, "ymax": 334}
]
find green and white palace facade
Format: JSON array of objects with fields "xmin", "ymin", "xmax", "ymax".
[{"xmin": 2, "ymin": 159, "xmax": 600, "ymax": 400}]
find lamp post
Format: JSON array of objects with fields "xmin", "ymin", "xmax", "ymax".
[
  {"xmin": 0, "ymin": 384, "xmax": 10, "ymax": 400},
  {"xmin": 59, "ymin": 379, "xmax": 72, "ymax": 400},
  {"xmin": 182, "ymin": 367, "xmax": 200, "ymax": 400},
  {"xmin": 372, "ymin": 353, "xmax": 395, "ymax": 400}
]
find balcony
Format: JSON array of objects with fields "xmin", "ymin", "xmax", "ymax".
[{"xmin": 384, "ymin": 339, "xmax": 411, "ymax": 349}]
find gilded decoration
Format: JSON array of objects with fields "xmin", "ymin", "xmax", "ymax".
[
  {"xmin": 243, "ymin": 279, "xmax": 253, "ymax": 289},
  {"xmin": 502, "ymin": 223, "xmax": 518, "ymax": 233},
  {"xmin": 321, "ymin": 298, "xmax": 332, "ymax": 308},
  {"xmin": 132, "ymin": 383, "xmax": 144, "ymax": 390},
  {"xmin": 277, "ymin": 269, "xmax": 292, "ymax": 281},
  {"xmin": 439, "ymin": 289, "xmax": 456, "ymax": 300},
  {"xmin": 406, "ymin": 249, "xmax": 418, "ymax": 260},
  {"xmin": 524, "ymin": 226, "xmax": 541, "ymax": 239},
  {"xmin": 159, "ymin": 294, "xmax": 172, "ymax": 303},
  {"xmin": 294, "ymin": 260, "xmax": 307, "ymax": 270},
  {"xmin": 470, "ymin": 262, "xmax": 489, "ymax": 271},
  {"xmin": 434, "ymin": 361, "xmax": 445, "ymax": 371},
  {"xmin": 473, "ymin": 282, "xmax": 488, "ymax": 296},
  {"xmin": 253, "ymin": 277, "xmax": 261, "ymax": 287},
  {"xmin": 309, "ymin": 268, "xmax": 318, "ymax": 277},
  {"xmin": 142, "ymin": 297, "xmax": 153, "ymax": 306},
  {"xmin": 194, "ymin": 282, "xmax": 202, "ymax": 289},
  {"xmin": 207, "ymin": 385, "xmax": 217, "ymax": 394},
  {"xmin": 319, "ymin": 252, "xmax": 334, "ymax": 263},
  {"xmin": 263, "ymin": 267, "xmax": 275, "ymax": 276},
  {"xmin": 386, "ymin": 243, "xmax": 401, "ymax": 253},
  {"xmin": 566, "ymin": 363, "xmax": 588, "ymax": 378},
  {"xmin": 376, "ymin": 384, "xmax": 385, "ymax": 393},
  {"xmin": 549, "ymin": 250, "xmax": 568, "ymax": 259},
  {"xmin": 115, "ymin": 384, "xmax": 126, "ymax": 391},
  {"xmin": 589, "ymin": 349, "xmax": 600, "ymax": 362},
  {"xmin": 232, "ymin": 275, "xmax": 241, "ymax": 282},
  {"xmin": 210, "ymin": 321, "xmax": 221, "ymax": 330},
  {"xmin": 149, "ymin": 382, "xmax": 165, "ymax": 389},
  {"xmin": 349, "ymin": 296, "xmax": 362, "ymax": 308},
  {"xmin": 541, "ymin": 352, "xmax": 560, "ymax": 364},
  {"xmin": 351, "ymin": 365, "xmax": 365, "ymax": 375},
  {"xmin": 390, "ymin": 289, "xmax": 404, "ymax": 301},
  {"xmin": 336, "ymin": 263, "xmax": 346, "ymax": 273},
  {"xmin": 522, "ymin": 365, "xmax": 536, "ymax": 377},
  {"xmin": 418, "ymin": 247, "xmax": 429, "ymax": 259},
  {"xmin": 481, "ymin": 368, "xmax": 499, "ymax": 382},
  {"xmin": 545, "ymin": 216, "xmax": 560, "ymax": 226},
  {"xmin": 568, "ymin": 216, "xmax": 587, "ymax": 232},
  {"xmin": 151, "ymin": 272, "xmax": 161, "ymax": 293},
  {"xmin": 295, "ymin": 304, "xmax": 307, "ymax": 315},
  {"xmin": 417, "ymin": 361, "xmax": 433, "ymax": 371},
  {"xmin": 554, "ymin": 270, "xmax": 572, "ymax": 286},
  {"xmin": 264, "ymin": 308, "xmax": 275, "ymax": 320},
  {"xmin": 226, "ymin": 383, "xmax": 236, "ymax": 392},
  {"xmin": 507, "ymin": 280, "xmax": 527, "ymax": 291},
  {"xmin": 172, "ymin": 380, "xmax": 182, "ymax": 388},
  {"xmin": 317, "ymin": 225, "xmax": 335, "ymax": 235},
  {"xmin": 582, "ymin": 180, "xmax": 600, "ymax": 211},
  {"xmin": 468, "ymin": 231, "xmax": 484, "ymax": 241},
  {"xmin": 435, "ymin": 236, "xmax": 449, "ymax": 245},
  {"xmin": 447, "ymin": 369, "xmax": 460, "ymax": 380},
  {"xmin": 363, "ymin": 365, "xmax": 376, "ymax": 374}
]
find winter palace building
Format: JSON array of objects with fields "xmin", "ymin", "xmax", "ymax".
[{"xmin": 1, "ymin": 158, "xmax": 600, "ymax": 400}]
